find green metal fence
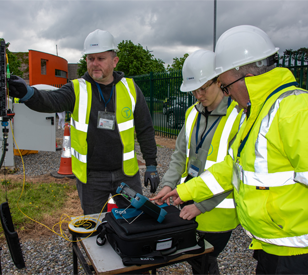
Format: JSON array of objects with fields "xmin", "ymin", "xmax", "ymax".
[
  {"xmin": 131, "ymin": 52, "xmax": 308, "ymax": 139},
  {"xmin": 132, "ymin": 70, "xmax": 196, "ymax": 138},
  {"xmin": 278, "ymin": 53, "xmax": 308, "ymax": 89}
]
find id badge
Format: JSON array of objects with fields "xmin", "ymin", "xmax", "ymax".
[
  {"xmin": 188, "ymin": 157, "xmax": 202, "ymax": 178},
  {"xmin": 97, "ymin": 111, "xmax": 115, "ymax": 130},
  {"xmin": 232, "ymin": 161, "xmax": 242, "ymax": 192}
]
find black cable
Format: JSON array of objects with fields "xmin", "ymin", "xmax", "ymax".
[{"xmin": 0, "ymin": 127, "xmax": 8, "ymax": 169}]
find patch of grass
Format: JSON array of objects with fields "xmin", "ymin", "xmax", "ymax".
[
  {"xmin": 0, "ymin": 181, "xmax": 76, "ymax": 233},
  {"xmin": 1, "ymin": 179, "xmax": 11, "ymax": 188}
]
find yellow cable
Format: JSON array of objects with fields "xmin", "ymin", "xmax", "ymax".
[
  {"xmin": 5, "ymin": 54, "xmax": 10, "ymax": 107},
  {"xmin": 9, "ymin": 119, "xmax": 121, "ymax": 242}
]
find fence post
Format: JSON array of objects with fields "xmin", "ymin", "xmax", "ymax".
[
  {"xmin": 294, "ymin": 53, "xmax": 298, "ymax": 83},
  {"xmin": 299, "ymin": 54, "xmax": 304, "ymax": 88}
]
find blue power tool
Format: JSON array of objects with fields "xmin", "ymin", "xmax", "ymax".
[{"xmin": 116, "ymin": 182, "xmax": 167, "ymax": 223}]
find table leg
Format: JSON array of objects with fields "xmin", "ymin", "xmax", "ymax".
[
  {"xmin": 72, "ymin": 235, "xmax": 78, "ymax": 275},
  {"xmin": 0, "ymin": 246, "xmax": 2, "ymax": 275},
  {"xmin": 72, "ymin": 234, "xmax": 94, "ymax": 275}
]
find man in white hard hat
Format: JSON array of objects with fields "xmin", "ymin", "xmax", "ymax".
[
  {"xmin": 8, "ymin": 29, "xmax": 159, "ymax": 214},
  {"xmin": 161, "ymin": 25, "xmax": 308, "ymax": 274},
  {"xmin": 151, "ymin": 49, "xmax": 244, "ymax": 274}
]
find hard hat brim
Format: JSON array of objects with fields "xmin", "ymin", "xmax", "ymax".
[{"xmin": 84, "ymin": 48, "xmax": 118, "ymax": 55}]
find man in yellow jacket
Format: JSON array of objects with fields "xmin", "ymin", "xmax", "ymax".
[{"xmin": 162, "ymin": 25, "xmax": 308, "ymax": 274}]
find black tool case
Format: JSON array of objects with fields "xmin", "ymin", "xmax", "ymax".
[{"xmin": 96, "ymin": 205, "xmax": 204, "ymax": 265}]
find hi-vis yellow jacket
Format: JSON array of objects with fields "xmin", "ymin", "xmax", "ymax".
[
  {"xmin": 70, "ymin": 78, "xmax": 139, "ymax": 183},
  {"xmin": 177, "ymin": 68, "xmax": 308, "ymax": 256},
  {"xmin": 181, "ymin": 100, "xmax": 243, "ymax": 232}
]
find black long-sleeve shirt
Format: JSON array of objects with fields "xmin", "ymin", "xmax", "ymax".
[{"xmin": 25, "ymin": 71, "xmax": 157, "ymax": 171}]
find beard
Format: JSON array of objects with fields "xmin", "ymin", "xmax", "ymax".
[
  {"xmin": 88, "ymin": 67, "xmax": 114, "ymax": 84},
  {"xmin": 91, "ymin": 73, "xmax": 104, "ymax": 82}
]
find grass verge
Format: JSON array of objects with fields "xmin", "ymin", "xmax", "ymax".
[{"xmin": 0, "ymin": 180, "xmax": 77, "ymax": 238}]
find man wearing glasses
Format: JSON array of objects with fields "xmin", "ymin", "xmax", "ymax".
[
  {"xmin": 151, "ymin": 49, "xmax": 243, "ymax": 274},
  {"xmin": 162, "ymin": 25, "xmax": 308, "ymax": 274}
]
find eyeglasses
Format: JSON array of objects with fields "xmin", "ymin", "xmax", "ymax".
[
  {"xmin": 190, "ymin": 81, "xmax": 214, "ymax": 97},
  {"xmin": 220, "ymin": 76, "xmax": 246, "ymax": 95}
]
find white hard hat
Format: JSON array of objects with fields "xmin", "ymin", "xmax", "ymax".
[
  {"xmin": 180, "ymin": 49, "xmax": 218, "ymax": 92},
  {"xmin": 215, "ymin": 25, "xmax": 279, "ymax": 74},
  {"xmin": 83, "ymin": 29, "xmax": 118, "ymax": 55}
]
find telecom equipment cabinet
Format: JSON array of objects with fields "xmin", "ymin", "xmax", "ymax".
[{"xmin": 1, "ymin": 84, "xmax": 57, "ymax": 169}]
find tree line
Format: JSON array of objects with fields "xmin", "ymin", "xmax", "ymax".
[
  {"xmin": 1, "ymin": 37, "xmax": 307, "ymax": 79},
  {"xmin": 77, "ymin": 40, "xmax": 190, "ymax": 77},
  {"xmin": 0, "ymin": 39, "xmax": 23, "ymax": 77}
]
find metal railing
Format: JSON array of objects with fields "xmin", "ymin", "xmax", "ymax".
[
  {"xmin": 132, "ymin": 53, "xmax": 308, "ymax": 139},
  {"xmin": 132, "ymin": 71, "xmax": 196, "ymax": 138},
  {"xmin": 278, "ymin": 53, "xmax": 308, "ymax": 89}
]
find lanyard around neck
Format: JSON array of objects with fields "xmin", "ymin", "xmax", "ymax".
[
  {"xmin": 95, "ymin": 83, "xmax": 114, "ymax": 111},
  {"xmin": 237, "ymin": 81, "xmax": 298, "ymax": 158},
  {"xmin": 195, "ymin": 113, "xmax": 220, "ymax": 154}
]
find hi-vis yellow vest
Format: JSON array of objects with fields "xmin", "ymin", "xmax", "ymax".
[
  {"xmin": 70, "ymin": 78, "xmax": 139, "ymax": 183},
  {"xmin": 182, "ymin": 101, "xmax": 243, "ymax": 232}
]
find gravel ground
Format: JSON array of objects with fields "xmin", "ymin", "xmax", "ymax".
[{"xmin": 1, "ymin": 124, "xmax": 257, "ymax": 274}]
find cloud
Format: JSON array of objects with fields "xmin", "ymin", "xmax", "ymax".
[{"xmin": 0, "ymin": 0, "xmax": 307, "ymax": 66}]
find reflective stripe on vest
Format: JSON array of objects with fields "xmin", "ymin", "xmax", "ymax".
[
  {"xmin": 180, "ymin": 106, "xmax": 198, "ymax": 183},
  {"xmin": 199, "ymin": 170, "xmax": 224, "ymax": 195},
  {"xmin": 71, "ymin": 78, "xmax": 88, "ymax": 133},
  {"xmin": 71, "ymin": 79, "xmax": 88, "ymax": 163},
  {"xmin": 245, "ymin": 229, "xmax": 308, "ymax": 248},
  {"xmin": 237, "ymin": 165, "xmax": 296, "ymax": 188},
  {"xmin": 117, "ymin": 78, "xmax": 136, "ymax": 164},
  {"xmin": 216, "ymin": 198, "xmax": 235, "ymax": 208},
  {"xmin": 228, "ymin": 111, "xmax": 246, "ymax": 159},
  {"xmin": 180, "ymin": 107, "xmax": 199, "ymax": 183},
  {"xmin": 204, "ymin": 107, "xmax": 239, "ymax": 169},
  {"xmin": 120, "ymin": 78, "xmax": 136, "ymax": 112},
  {"xmin": 71, "ymin": 147, "xmax": 87, "ymax": 163}
]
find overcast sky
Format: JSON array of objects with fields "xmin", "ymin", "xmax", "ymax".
[{"xmin": 1, "ymin": 0, "xmax": 307, "ymax": 67}]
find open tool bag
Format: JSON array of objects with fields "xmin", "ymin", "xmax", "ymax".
[{"xmin": 96, "ymin": 205, "xmax": 205, "ymax": 266}]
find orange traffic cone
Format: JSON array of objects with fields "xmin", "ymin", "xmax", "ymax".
[
  {"xmin": 107, "ymin": 195, "xmax": 118, "ymax": 212},
  {"xmin": 51, "ymin": 123, "xmax": 75, "ymax": 179}
]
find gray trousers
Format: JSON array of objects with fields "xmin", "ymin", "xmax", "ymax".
[{"xmin": 76, "ymin": 169, "xmax": 142, "ymax": 215}]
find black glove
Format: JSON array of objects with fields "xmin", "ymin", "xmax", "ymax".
[
  {"xmin": 144, "ymin": 166, "xmax": 160, "ymax": 193},
  {"xmin": 8, "ymin": 75, "xmax": 29, "ymax": 98}
]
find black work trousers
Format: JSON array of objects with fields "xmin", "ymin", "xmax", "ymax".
[
  {"xmin": 76, "ymin": 169, "xmax": 142, "ymax": 215},
  {"xmin": 253, "ymin": 249, "xmax": 308, "ymax": 274},
  {"xmin": 189, "ymin": 231, "xmax": 232, "ymax": 275}
]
